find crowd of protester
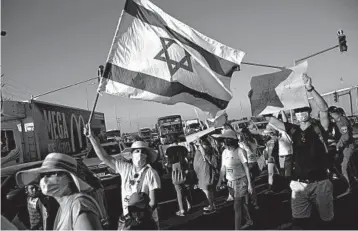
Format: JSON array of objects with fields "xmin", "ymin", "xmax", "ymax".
[{"xmin": 9, "ymin": 75, "xmax": 358, "ymax": 230}]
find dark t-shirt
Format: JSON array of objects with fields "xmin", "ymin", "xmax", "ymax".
[
  {"xmin": 285, "ymin": 121, "xmax": 329, "ymax": 179},
  {"xmin": 165, "ymin": 145, "xmax": 189, "ymax": 168}
]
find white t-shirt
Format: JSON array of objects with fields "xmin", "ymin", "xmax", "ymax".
[
  {"xmin": 115, "ymin": 161, "xmax": 161, "ymax": 215},
  {"xmin": 278, "ymin": 130, "xmax": 293, "ymax": 156},
  {"xmin": 239, "ymin": 139, "xmax": 258, "ymax": 163},
  {"xmin": 222, "ymin": 148, "xmax": 248, "ymax": 181},
  {"xmin": 53, "ymin": 194, "xmax": 100, "ymax": 230}
]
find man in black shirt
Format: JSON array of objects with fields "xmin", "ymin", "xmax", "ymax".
[{"xmin": 268, "ymin": 74, "xmax": 333, "ymax": 229}]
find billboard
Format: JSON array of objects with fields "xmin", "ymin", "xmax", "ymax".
[{"xmin": 32, "ymin": 101, "xmax": 106, "ymax": 158}]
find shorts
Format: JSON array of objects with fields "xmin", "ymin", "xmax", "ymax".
[
  {"xmin": 290, "ymin": 179, "xmax": 334, "ymax": 221},
  {"xmin": 227, "ymin": 177, "xmax": 248, "ymax": 198}
]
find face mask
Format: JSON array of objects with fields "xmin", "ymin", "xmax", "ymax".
[
  {"xmin": 295, "ymin": 111, "xmax": 310, "ymax": 123},
  {"xmin": 132, "ymin": 153, "xmax": 147, "ymax": 168},
  {"xmin": 39, "ymin": 174, "xmax": 71, "ymax": 197}
]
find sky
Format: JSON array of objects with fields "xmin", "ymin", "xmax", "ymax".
[{"xmin": 2, "ymin": 0, "xmax": 358, "ymax": 133}]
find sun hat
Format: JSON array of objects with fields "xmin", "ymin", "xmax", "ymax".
[
  {"xmin": 127, "ymin": 192, "xmax": 150, "ymax": 210},
  {"xmin": 293, "ymin": 106, "xmax": 312, "ymax": 113},
  {"xmin": 16, "ymin": 153, "xmax": 92, "ymax": 192},
  {"xmin": 125, "ymin": 141, "xmax": 158, "ymax": 164},
  {"xmin": 215, "ymin": 129, "xmax": 239, "ymax": 140}
]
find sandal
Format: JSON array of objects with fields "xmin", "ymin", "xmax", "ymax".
[{"xmin": 176, "ymin": 211, "xmax": 185, "ymax": 216}]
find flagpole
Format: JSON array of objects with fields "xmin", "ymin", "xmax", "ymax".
[
  {"xmin": 31, "ymin": 77, "xmax": 98, "ymax": 100},
  {"xmin": 294, "ymin": 45, "xmax": 339, "ymax": 65},
  {"xmin": 241, "ymin": 62, "xmax": 285, "ymax": 70},
  {"xmin": 88, "ymin": 65, "xmax": 104, "ymax": 124}
]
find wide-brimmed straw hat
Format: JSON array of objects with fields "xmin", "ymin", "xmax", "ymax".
[
  {"xmin": 125, "ymin": 141, "xmax": 158, "ymax": 164},
  {"xmin": 214, "ymin": 129, "xmax": 239, "ymax": 140},
  {"xmin": 16, "ymin": 153, "xmax": 92, "ymax": 192}
]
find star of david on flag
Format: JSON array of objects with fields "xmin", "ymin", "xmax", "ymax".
[{"xmin": 98, "ymin": 0, "xmax": 245, "ymax": 117}]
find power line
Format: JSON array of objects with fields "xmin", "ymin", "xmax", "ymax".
[
  {"xmin": 3, "ymin": 83, "xmax": 33, "ymax": 97},
  {"xmin": 5, "ymin": 78, "xmax": 38, "ymax": 94}
]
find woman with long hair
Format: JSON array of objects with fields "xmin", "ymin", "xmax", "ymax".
[{"xmin": 193, "ymin": 136, "xmax": 218, "ymax": 214}]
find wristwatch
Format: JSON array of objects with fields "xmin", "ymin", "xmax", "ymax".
[{"xmin": 306, "ymin": 86, "xmax": 315, "ymax": 92}]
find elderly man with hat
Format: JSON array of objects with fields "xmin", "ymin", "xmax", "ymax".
[
  {"xmin": 328, "ymin": 106, "xmax": 356, "ymax": 192},
  {"xmin": 85, "ymin": 125, "xmax": 161, "ymax": 230},
  {"xmin": 16, "ymin": 153, "xmax": 103, "ymax": 230},
  {"xmin": 215, "ymin": 129, "xmax": 253, "ymax": 230}
]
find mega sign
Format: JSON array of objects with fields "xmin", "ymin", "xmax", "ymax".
[{"xmin": 36, "ymin": 103, "xmax": 91, "ymax": 155}]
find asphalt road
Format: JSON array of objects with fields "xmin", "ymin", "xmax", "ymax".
[
  {"xmin": 101, "ymin": 162, "xmax": 358, "ymax": 230},
  {"xmin": 159, "ymin": 171, "xmax": 358, "ymax": 230}
]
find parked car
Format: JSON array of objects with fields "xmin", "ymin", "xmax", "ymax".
[{"xmin": 82, "ymin": 141, "xmax": 130, "ymax": 179}]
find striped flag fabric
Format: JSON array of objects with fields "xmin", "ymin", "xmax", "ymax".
[
  {"xmin": 98, "ymin": 0, "xmax": 245, "ymax": 117},
  {"xmin": 248, "ymin": 61, "xmax": 309, "ymax": 116}
]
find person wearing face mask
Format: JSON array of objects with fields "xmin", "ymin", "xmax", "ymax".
[
  {"xmin": 16, "ymin": 153, "xmax": 103, "ymax": 230},
  {"xmin": 216, "ymin": 129, "xmax": 253, "ymax": 230},
  {"xmin": 267, "ymin": 74, "xmax": 333, "ymax": 230},
  {"xmin": 84, "ymin": 125, "xmax": 161, "ymax": 230}
]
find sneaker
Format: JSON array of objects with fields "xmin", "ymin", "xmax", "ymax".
[
  {"xmin": 203, "ymin": 205, "xmax": 216, "ymax": 211},
  {"xmin": 226, "ymin": 195, "xmax": 234, "ymax": 202},
  {"xmin": 203, "ymin": 208, "xmax": 216, "ymax": 215},
  {"xmin": 176, "ymin": 211, "xmax": 185, "ymax": 217},
  {"xmin": 241, "ymin": 221, "xmax": 254, "ymax": 229}
]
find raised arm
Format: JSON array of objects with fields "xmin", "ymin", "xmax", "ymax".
[
  {"xmin": 267, "ymin": 116, "xmax": 286, "ymax": 132},
  {"xmin": 281, "ymin": 111, "xmax": 288, "ymax": 123},
  {"xmin": 303, "ymin": 74, "xmax": 329, "ymax": 131},
  {"xmin": 84, "ymin": 125, "xmax": 116, "ymax": 170}
]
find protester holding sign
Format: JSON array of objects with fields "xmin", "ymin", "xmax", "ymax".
[{"xmin": 267, "ymin": 74, "xmax": 333, "ymax": 229}]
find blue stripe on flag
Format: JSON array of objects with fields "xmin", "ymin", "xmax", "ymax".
[{"xmin": 104, "ymin": 63, "xmax": 229, "ymax": 110}]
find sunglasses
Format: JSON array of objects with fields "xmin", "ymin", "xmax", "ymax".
[
  {"xmin": 132, "ymin": 149, "xmax": 148, "ymax": 155},
  {"xmin": 40, "ymin": 171, "xmax": 66, "ymax": 178}
]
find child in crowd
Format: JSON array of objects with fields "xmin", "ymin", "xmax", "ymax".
[{"xmin": 122, "ymin": 192, "xmax": 157, "ymax": 230}]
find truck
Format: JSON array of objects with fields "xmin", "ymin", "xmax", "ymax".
[
  {"xmin": 1, "ymin": 100, "xmax": 106, "ymax": 167},
  {"xmin": 138, "ymin": 127, "xmax": 152, "ymax": 143},
  {"xmin": 183, "ymin": 119, "xmax": 203, "ymax": 135}
]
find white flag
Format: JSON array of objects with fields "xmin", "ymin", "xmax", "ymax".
[
  {"xmin": 248, "ymin": 61, "xmax": 309, "ymax": 116},
  {"xmin": 99, "ymin": 0, "xmax": 245, "ymax": 117}
]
